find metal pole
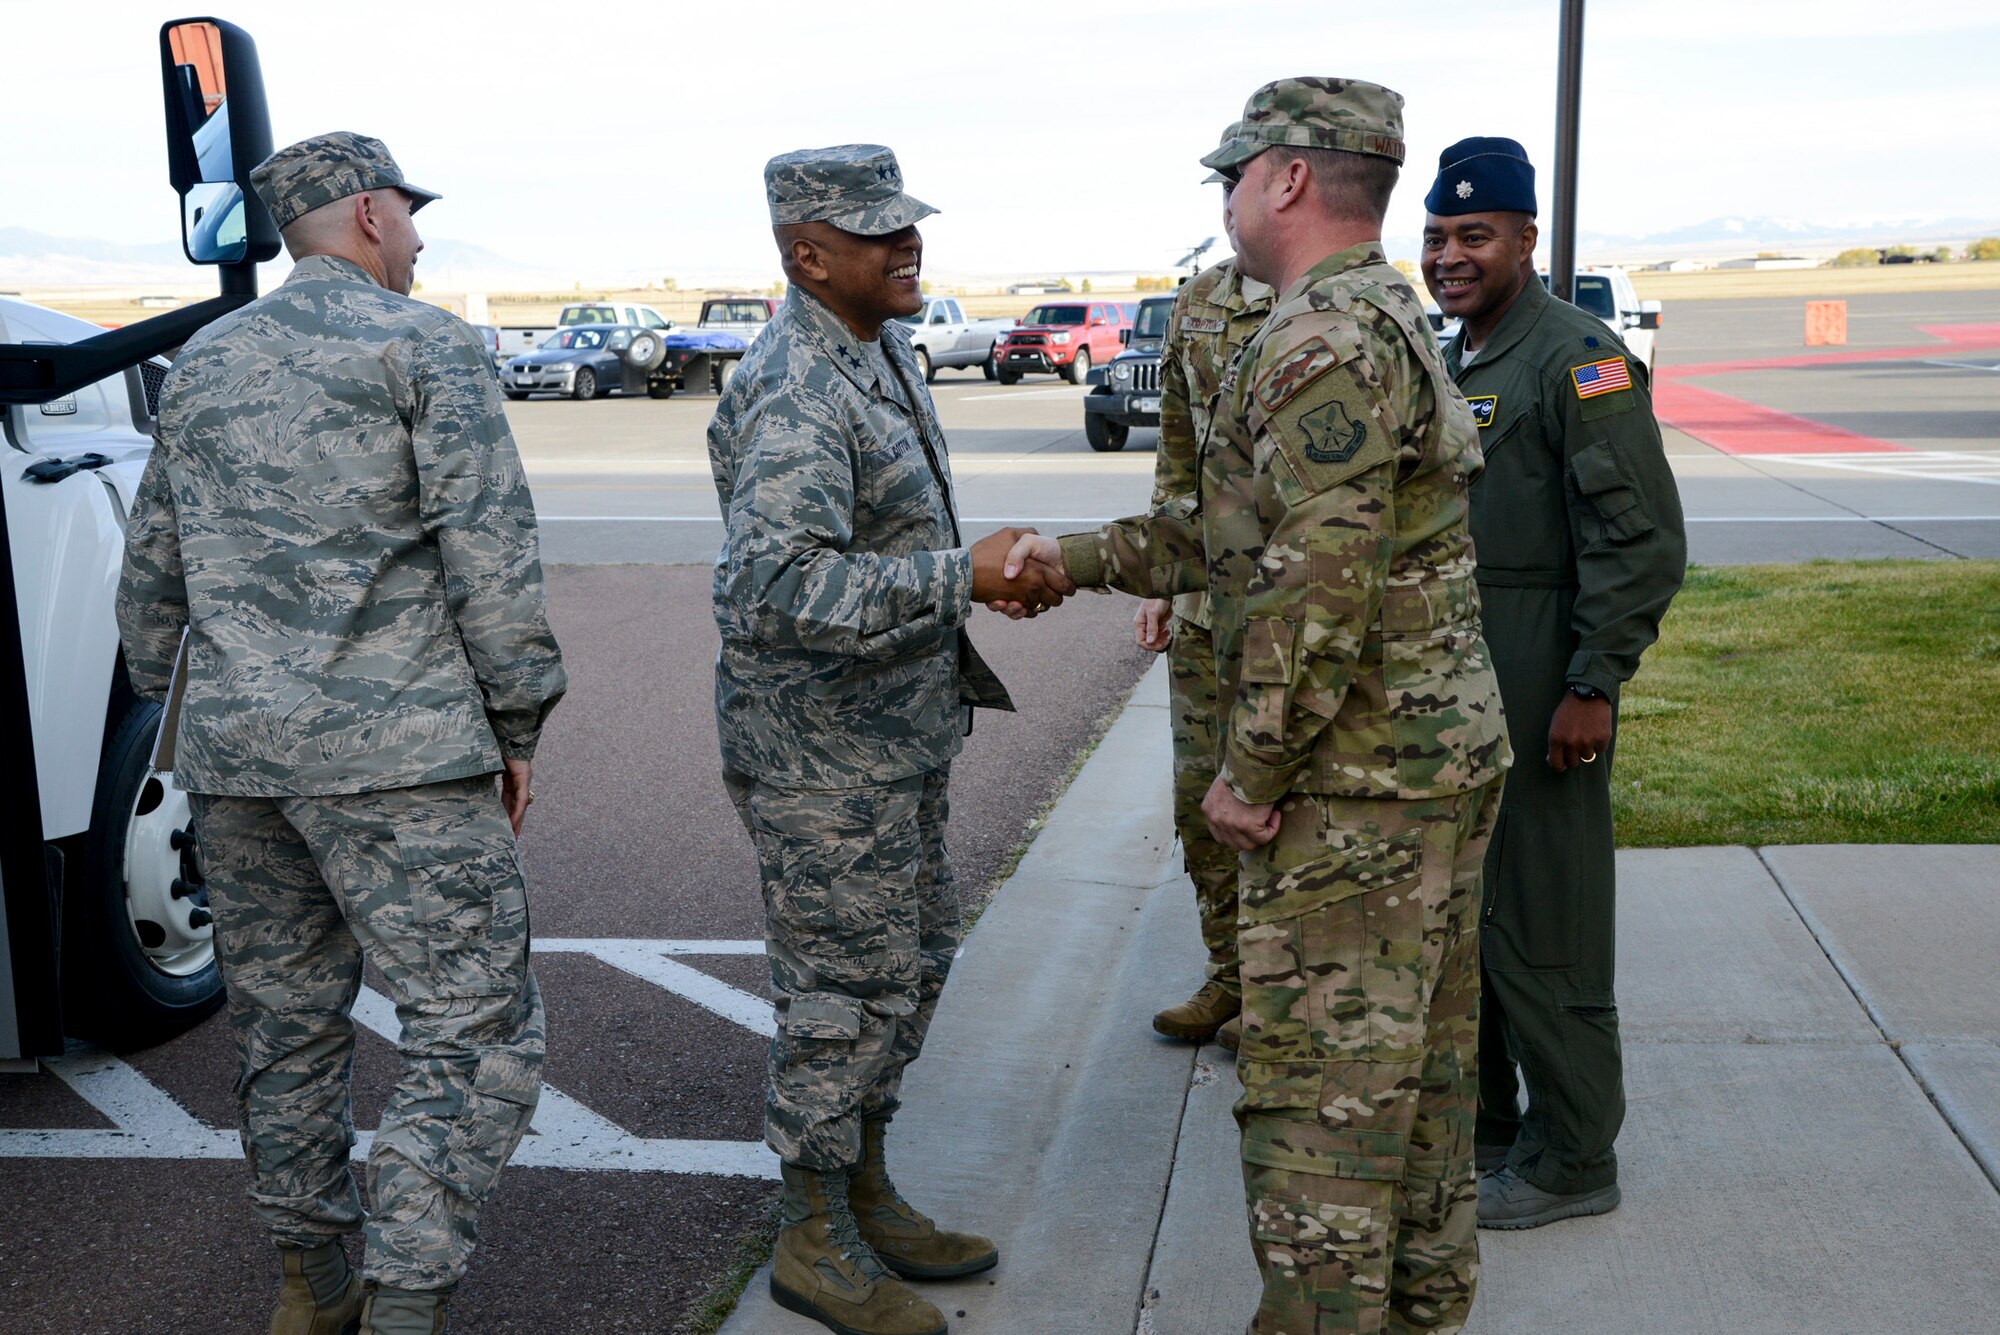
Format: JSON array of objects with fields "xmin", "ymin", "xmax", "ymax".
[{"xmin": 1550, "ymin": 0, "xmax": 1586, "ymax": 303}]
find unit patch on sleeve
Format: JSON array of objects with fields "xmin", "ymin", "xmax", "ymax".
[
  {"xmin": 1253, "ymin": 336, "xmax": 1339, "ymax": 411},
  {"xmin": 1570, "ymin": 357, "xmax": 1632, "ymax": 400},
  {"xmin": 1464, "ymin": 395, "xmax": 1498, "ymax": 429},
  {"xmin": 1298, "ymin": 398, "xmax": 1371, "ymax": 463}
]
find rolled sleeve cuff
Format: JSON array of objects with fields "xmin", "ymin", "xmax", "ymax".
[
  {"xmin": 930, "ymin": 546, "xmax": 975, "ymax": 629},
  {"xmin": 497, "ymin": 733, "xmax": 539, "ymax": 763},
  {"xmin": 1219, "ymin": 749, "xmax": 1301, "ymax": 807},
  {"xmin": 1564, "ymin": 650, "xmax": 1623, "ymax": 698},
  {"xmin": 1057, "ymin": 533, "xmax": 1106, "ymax": 589}
]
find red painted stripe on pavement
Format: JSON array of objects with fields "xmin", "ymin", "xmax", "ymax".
[
  {"xmin": 1652, "ymin": 379, "xmax": 1908, "ymax": 455},
  {"xmin": 1660, "ymin": 322, "xmax": 2000, "ymax": 379}
]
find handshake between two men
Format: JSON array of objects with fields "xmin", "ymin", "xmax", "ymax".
[{"xmin": 963, "ymin": 528, "xmax": 1283, "ymax": 855}]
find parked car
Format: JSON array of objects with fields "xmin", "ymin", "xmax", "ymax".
[
  {"xmin": 467, "ymin": 323, "xmax": 503, "ymax": 377},
  {"xmin": 698, "ymin": 296, "xmax": 782, "ymax": 340},
  {"xmin": 993, "ymin": 300, "xmax": 1132, "ymax": 385},
  {"xmin": 500, "ymin": 323, "xmax": 748, "ymax": 401},
  {"xmin": 496, "ymin": 301, "xmax": 675, "ymax": 360},
  {"xmin": 1081, "ymin": 294, "xmax": 1174, "ymax": 451},
  {"xmin": 894, "ymin": 297, "xmax": 1016, "ymax": 381}
]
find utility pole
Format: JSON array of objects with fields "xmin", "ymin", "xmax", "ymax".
[{"xmin": 1550, "ymin": 0, "xmax": 1586, "ymax": 303}]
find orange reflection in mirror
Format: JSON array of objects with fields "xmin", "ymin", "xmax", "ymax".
[{"xmin": 167, "ymin": 22, "xmax": 226, "ymax": 111}]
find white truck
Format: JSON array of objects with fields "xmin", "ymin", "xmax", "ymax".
[
  {"xmin": 496, "ymin": 300, "xmax": 675, "ymax": 360},
  {"xmin": 894, "ymin": 297, "xmax": 1015, "ymax": 382},
  {"xmin": 0, "ymin": 16, "xmax": 286, "ymax": 1058},
  {"xmin": 1426, "ymin": 265, "xmax": 1662, "ymax": 375}
]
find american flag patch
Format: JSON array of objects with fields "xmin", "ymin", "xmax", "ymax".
[{"xmin": 1571, "ymin": 357, "xmax": 1632, "ymax": 400}]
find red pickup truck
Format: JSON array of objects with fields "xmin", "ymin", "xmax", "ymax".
[{"xmin": 994, "ymin": 300, "xmax": 1133, "ymax": 384}]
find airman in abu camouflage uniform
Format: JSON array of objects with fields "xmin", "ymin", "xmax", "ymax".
[
  {"xmin": 1143, "ymin": 200, "xmax": 1273, "ymax": 1048},
  {"xmin": 117, "ymin": 132, "xmax": 564, "ymax": 1335},
  {"xmin": 710, "ymin": 144, "xmax": 1068, "ymax": 1335},
  {"xmin": 1012, "ymin": 79, "xmax": 1511, "ymax": 1333}
]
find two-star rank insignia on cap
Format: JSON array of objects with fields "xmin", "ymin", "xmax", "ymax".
[{"xmin": 1571, "ymin": 357, "xmax": 1631, "ymax": 400}]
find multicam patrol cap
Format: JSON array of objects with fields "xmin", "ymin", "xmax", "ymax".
[
  {"xmin": 249, "ymin": 131, "xmax": 441, "ymax": 229},
  {"xmin": 765, "ymin": 144, "xmax": 937, "ymax": 236},
  {"xmin": 1201, "ymin": 124, "xmax": 1243, "ymax": 185},
  {"xmin": 1199, "ymin": 77, "xmax": 1406, "ymax": 173}
]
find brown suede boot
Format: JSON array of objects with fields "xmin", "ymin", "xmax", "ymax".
[
  {"xmin": 850, "ymin": 1118, "xmax": 999, "ymax": 1280},
  {"xmin": 1216, "ymin": 1014, "xmax": 1242, "ymax": 1053},
  {"xmin": 1153, "ymin": 980, "xmax": 1240, "ymax": 1041},
  {"xmin": 770, "ymin": 1162, "xmax": 947, "ymax": 1335},
  {"xmin": 270, "ymin": 1242, "xmax": 362, "ymax": 1335},
  {"xmin": 358, "ymin": 1284, "xmax": 449, "ymax": 1335}
]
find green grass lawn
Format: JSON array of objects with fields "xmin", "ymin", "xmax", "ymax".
[{"xmin": 1611, "ymin": 560, "xmax": 2000, "ymax": 847}]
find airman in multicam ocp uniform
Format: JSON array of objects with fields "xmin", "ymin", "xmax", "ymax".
[
  {"xmin": 117, "ymin": 131, "xmax": 565, "ymax": 1335},
  {"xmin": 711, "ymin": 143, "xmax": 1063, "ymax": 1335},
  {"xmin": 1042, "ymin": 78, "xmax": 1512, "ymax": 1333},
  {"xmin": 1145, "ymin": 190, "xmax": 1274, "ymax": 1047}
]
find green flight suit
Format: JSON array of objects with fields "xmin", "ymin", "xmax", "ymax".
[{"xmin": 1442, "ymin": 277, "xmax": 1686, "ymax": 1196}]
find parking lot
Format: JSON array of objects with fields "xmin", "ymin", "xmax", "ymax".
[{"xmin": 1, "ymin": 288, "xmax": 1996, "ymax": 1333}]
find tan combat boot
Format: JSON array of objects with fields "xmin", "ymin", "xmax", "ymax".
[
  {"xmin": 270, "ymin": 1241, "xmax": 363, "ymax": 1335},
  {"xmin": 1215, "ymin": 1014, "xmax": 1242, "ymax": 1053},
  {"xmin": 770, "ymin": 1162, "xmax": 947, "ymax": 1335},
  {"xmin": 357, "ymin": 1284, "xmax": 448, "ymax": 1335},
  {"xmin": 850, "ymin": 1118, "xmax": 999, "ymax": 1280},
  {"xmin": 1153, "ymin": 980, "xmax": 1240, "ymax": 1041}
]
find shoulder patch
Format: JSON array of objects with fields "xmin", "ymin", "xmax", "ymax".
[
  {"xmin": 1464, "ymin": 395, "xmax": 1498, "ymax": 429},
  {"xmin": 1296, "ymin": 398, "xmax": 1372, "ymax": 463},
  {"xmin": 1253, "ymin": 335, "xmax": 1339, "ymax": 411},
  {"xmin": 1571, "ymin": 357, "xmax": 1632, "ymax": 401}
]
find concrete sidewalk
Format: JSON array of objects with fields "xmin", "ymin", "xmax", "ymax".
[{"xmin": 722, "ymin": 659, "xmax": 2000, "ymax": 1335}]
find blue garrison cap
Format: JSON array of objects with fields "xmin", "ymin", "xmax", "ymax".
[{"xmin": 1424, "ymin": 136, "xmax": 1536, "ymax": 216}]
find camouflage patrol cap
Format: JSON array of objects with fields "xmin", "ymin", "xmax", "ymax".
[
  {"xmin": 765, "ymin": 144, "xmax": 937, "ymax": 236},
  {"xmin": 249, "ymin": 131, "xmax": 441, "ymax": 229},
  {"xmin": 1201, "ymin": 124, "xmax": 1243, "ymax": 185},
  {"xmin": 1199, "ymin": 77, "xmax": 1406, "ymax": 173}
]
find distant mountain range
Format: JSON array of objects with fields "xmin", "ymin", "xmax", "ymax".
[
  {"xmin": 1382, "ymin": 214, "xmax": 2000, "ymax": 262},
  {"xmin": 0, "ymin": 226, "xmax": 560, "ymax": 289},
  {"xmin": 10, "ymin": 214, "xmax": 2000, "ymax": 291}
]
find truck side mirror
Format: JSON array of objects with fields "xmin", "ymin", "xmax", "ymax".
[
  {"xmin": 1118, "ymin": 329, "xmax": 1131, "ymax": 346},
  {"xmin": 1637, "ymin": 300, "xmax": 1662, "ymax": 331},
  {"xmin": 161, "ymin": 18, "xmax": 280, "ymax": 267}
]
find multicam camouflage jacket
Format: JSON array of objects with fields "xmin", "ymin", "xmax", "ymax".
[
  {"xmin": 1153, "ymin": 258, "xmax": 1273, "ymax": 630},
  {"xmin": 709, "ymin": 287, "xmax": 1010, "ymax": 789},
  {"xmin": 1061, "ymin": 242, "xmax": 1511, "ymax": 804},
  {"xmin": 117, "ymin": 254, "xmax": 567, "ymax": 797}
]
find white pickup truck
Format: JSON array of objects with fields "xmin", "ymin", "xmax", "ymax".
[
  {"xmin": 893, "ymin": 297, "xmax": 1016, "ymax": 382},
  {"xmin": 1426, "ymin": 266, "xmax": 1662, "ymax": 375},
  {"xmin": 497, "ymin": 301, "xmax": 675, "ymax": 360}
]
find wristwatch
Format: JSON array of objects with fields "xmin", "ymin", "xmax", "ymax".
[{"xmin": 1567, "ymin": 682, "xmax": 1608, "ymax": 702}]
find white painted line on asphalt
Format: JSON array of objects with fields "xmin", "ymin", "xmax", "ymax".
[
  {"xmin": 958, "ymin": 388, "xmax": 1085, "ymax": 401},
  {"xmin": 1, "ymin": 939, "xmax": 783, "ymax": 1177},
  {"xmin": 536, "ymin": 515, "xmax": 1125, "ymax": 525},
  {"xmin": 579, "ymin": 941, "xmax": 776, "ymax": 1037},
  {"xmin": 1684, "ymin": 515, "xmax": 2000, "ymax": 523}
]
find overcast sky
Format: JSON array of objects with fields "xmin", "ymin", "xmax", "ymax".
[{"xmin": 8, "ymin": 0, "xmax": 1999, "ymax": 284}]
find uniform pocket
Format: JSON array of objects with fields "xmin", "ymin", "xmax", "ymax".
[
  {"xmin": 1238, "ymin": 831, "xmax": 1424, "ymax": 1065},
  {"xmin": 1481, "ymin": 807, "xmax": 1583, "ymax": 970},
  {"xmin": 1248, "ymin": 1192, "xmax": 1387, "ymax": 1299},
  {"xmin": 439, "ymin": 1050, "xmax": 541, "ymax": 1202},
  {"xmin": 1568, "ymin": 440, "xmax": 1655, "ymax": 549},
  {"xmin": 394, "ymin": 809, "xmax": 529, "ymax": 1000}
]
